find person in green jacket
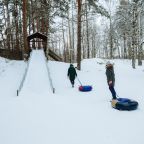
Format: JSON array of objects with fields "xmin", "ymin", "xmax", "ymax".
[
  {"xmin": 67, "ymin": 64, "xmax": 77, "ymax": 87},
  {"xmin": 106, "ymin": 61, "xmax": 117, "ymax": 100}
]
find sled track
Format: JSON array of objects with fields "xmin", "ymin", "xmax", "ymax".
[
  {"xmin": 17, "ymin": 52, "xmax": 33, "ymax": 96},
  {"xmin": 17, "ymin": 49, "xmax": 55, "ymax": 96},
  {"xmin": 44, "ymin": 53, "xmax": 55, "ymax": 93}
]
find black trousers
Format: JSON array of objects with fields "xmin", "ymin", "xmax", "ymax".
[
  {"xmin": 70, "ymin": 79, "xmax": 75, "ymax": 86},
  {"xmin": 109, "ymin": 86, "xmax": 117, "ymax": 99}
]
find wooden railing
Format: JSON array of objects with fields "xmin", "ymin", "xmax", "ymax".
[
  {"xmin": 16, "ymin": 52, "xmax": 33, "ymax": 96},
  {"xmin": 44, "ymin": 52, "xmax": 55, "ymax": 93},
  {"xmin": 49, "ymin": 49, "xmax": 62, "ymax": 61}
]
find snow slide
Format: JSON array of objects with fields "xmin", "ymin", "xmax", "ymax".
[{"xmin": 19, "ymin": 49, "xmax": 52, "ymax": 96}]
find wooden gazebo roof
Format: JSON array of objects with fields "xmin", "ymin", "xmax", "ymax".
[
  {"xmin": 27, "ymin": 32, "xmax": 62, "ymax": 61},
  {"xmin": 27, "ymin": 32, "xmax": 47, "ymax": 41}
]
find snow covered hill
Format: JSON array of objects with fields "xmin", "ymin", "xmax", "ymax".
[
  {"xmin": 0, "ymin": 52, "xmax": 144, "ymax": 144},
  {"xmin": 20, "ymin": 50, "xmax": 52, "ymax": 97}
]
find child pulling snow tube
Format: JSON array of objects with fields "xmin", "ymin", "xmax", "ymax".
[
  {"xmin": 79, "ymin": 86, "xmax": 92, "ymax": 92},
  {"xmin": 111, "ymin": 98, "xmax": 138, "ymax": 111}
]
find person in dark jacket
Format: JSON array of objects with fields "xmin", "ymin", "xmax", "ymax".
[
  {"xmin": 106, "ymin": 61, "xmax": 117, "ymax": 100},
  {"xmin": 67, "ymin": 64, "xmax": 77, "ymax": 87}
]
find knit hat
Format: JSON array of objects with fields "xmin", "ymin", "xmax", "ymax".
[{"xmin": 106, "ymin": 61, "xmax": 111, "ymax": 65}]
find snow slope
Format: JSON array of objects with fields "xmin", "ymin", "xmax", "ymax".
[
  {"xmin": 20, "ymin": 49, "xmax": 52, "ymax": 97},
  {"xmin": 0, "ymin": 54, "xmax": 144, "ymax": 144},
  {"xmin": 0, "ymin": 57, "xmax": 26, "ymax": 99}
]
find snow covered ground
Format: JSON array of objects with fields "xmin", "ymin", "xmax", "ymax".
[{"xmin": 0, "ymin": 50, "xmax": 144, "ymax": 144}]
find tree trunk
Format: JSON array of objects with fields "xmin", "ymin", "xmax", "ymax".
[
  {"xmin": 23, "ymin": 0, "xmax": 28, "ymax": 60},
  {"xmin": 123, "ymin": 32, "xmax": 127, "ymax": 59},
  {"xmin": 138, "ymin": 10, "xmax": 142, "ymax": 65},
  {"xmin": 77, "ymin": 0, "xmax": 82, "ymax": 70},
  {"xmin": 62, "ymin": 19, "xmax": 66, "ymax": 62},
  {"xmin": 132, "ymin": 2, "xmax": 138, "ymax": 69},
  {"xmin": 71, "ymin": 0, "xmax": 75, "ymax": 62},
  {"xmin": 15, "ymin": 0, "xmax": 19, "ymax": 52},
  {"xmin": 6, "ymin": 1, "xmax": 11, "ymax": 51},
  {"xmin": 85, "ymin": 2, "xmax": 90, "ymax": 59},
  {"xmin": 68, "ymin": 8, "xmax": 72, "ymax": 63},
  {"xmin": 81, "ymin": 16, "xmax": 85, "ymax": 59},
  {"xmin": 109, "ymin": 17, "xmax": 113, "ymax": 59}
]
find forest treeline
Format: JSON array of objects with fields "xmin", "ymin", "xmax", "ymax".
[{"xmin": 0, "ymin": 0, "xmax": 144, "ymax": 69}]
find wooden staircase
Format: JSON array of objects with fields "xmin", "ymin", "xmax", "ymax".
[{"xmin": 48, "ymin": 49, "xmax": 62, "ymax": 61}]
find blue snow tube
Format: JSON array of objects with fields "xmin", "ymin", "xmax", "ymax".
[
  {"xmin": 79, "ymin": 86, "xmax": 92, "ymax": 92},
  {"xmin": 111, "ymin": 98, "xmax": 138, "ymax": 111}
]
